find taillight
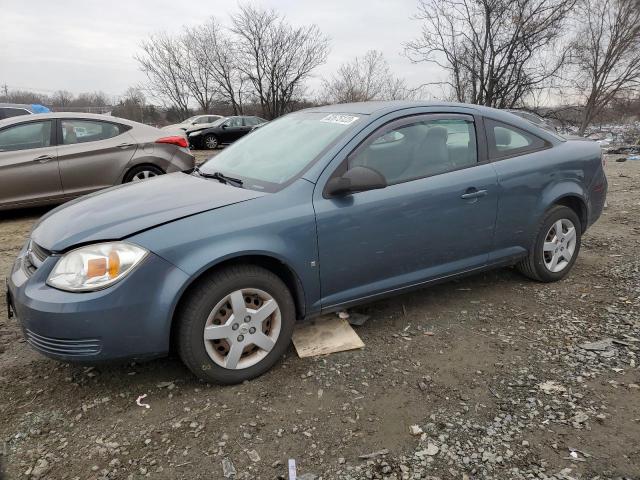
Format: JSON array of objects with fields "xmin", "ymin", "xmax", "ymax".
[{"xmin": 156, "ymin": 136, "xmax": 188, "ymax": 148}]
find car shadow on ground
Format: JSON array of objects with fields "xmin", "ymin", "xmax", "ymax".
[
  {"xmin": 1, "ymin": 205, "xmax": 53, "ymax": 222},
  {"xmin": 54, "ymin": 265, "xmax": 525, "ymax": 391}
]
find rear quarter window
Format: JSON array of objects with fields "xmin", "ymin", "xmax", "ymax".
[{"xmin": 485, "ymin": 118, "xmax": 550, "ymax": 160}]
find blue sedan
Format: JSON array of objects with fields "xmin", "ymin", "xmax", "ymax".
[{"xmin": 6, "ymin": 101, "xmax": 607, "ymax": 384}]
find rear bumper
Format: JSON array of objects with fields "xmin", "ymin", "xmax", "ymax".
[
  {"xmin": 587, "ymin": 169, "xmax": 608, "ymax": 228},
  {"xmin": 7, "ymin": 243, "xmax": 190, "ymax": 363}
]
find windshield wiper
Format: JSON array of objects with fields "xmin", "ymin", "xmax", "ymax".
[{"xmin": 194, "ymin": 167, "xmax": 243, "ymax": 186}]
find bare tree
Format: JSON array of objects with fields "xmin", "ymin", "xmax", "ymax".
[
  {"xmin": 135, "ymin": 33, "xmax": 191, "ymax": 116},
  {"xmin": 320, "ymin": 50, "xmax": 411, "ymax": 103},
  {"xmin": 569, "ymin": 0, "xmax": 640, "ymax": 135},
  {"xmin": 51, "ymin": 90, "xmax": 74, "ymax": 107},
  {"xmin": 190, "ymin": 19, "xmax": 248, "ymax": 115},
  {"xmin": 405, "ymin": 0, "xmax": 576, "ymax": 108},
  {"xmin": 231, "ymin": 4, "xmax": 330, "ymax": 119}
]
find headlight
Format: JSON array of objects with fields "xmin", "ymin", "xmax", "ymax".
[
  {"xmin": 188, "ymin": 130, "xmax": 202, "ymax": 137},
  {"xmin": 47, "ymin": 242, "xmax": 148, "ymax": 292}
]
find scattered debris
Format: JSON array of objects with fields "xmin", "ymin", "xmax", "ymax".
[
  {"xmin": 247, "ymin": 449, "xmax": 261, "ymax": 462},
  {"xmin": 347, "ymin": 312, "xmax": 370, "ymax": 326},
  {"xmin": 288, "ymin": 459, "xmax": 297, "ymax": 480},
  {"xmin": 135, "ymin": 394, "xmax": 150, "ymax": 409},
  {"xmin": 358, "ymin": 449, "xmax": 389, "ymax": 460},
  {"xmin": 579, "ymin": 338, "xmax": 615, "ymax": 351},
  {"xmin": 538, "ymin": 380, "xmax": 567, "ymax": 395},
  {"xmin": 409, "ymin": 424, "xmax": 423, "ymax": 436},
  {"xmin": 416, "ymin": 443, "xmax": 439, "ymax": 457},
  {"xmin": 222, "ymin": 458, "xmax": 236, "ymax": 478},
  {"xmin": 292, "ymin": 317, "xmax": 364, "ymax": 358},
  {"xmin": 156, "ymin": 381, "xmax": 175, "ymax": 389}
]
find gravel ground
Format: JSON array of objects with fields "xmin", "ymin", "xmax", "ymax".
[{"xmin": 0, "ymin": 154, "xmax": 638, "ymax": 480}]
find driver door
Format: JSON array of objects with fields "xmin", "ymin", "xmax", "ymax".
[
  {"xmin": 221, "ymin": 117, "xmax": 245, "ymax": 143},
  {"xmin": 313, "ymin": 113, "xmax": 498, "ymax": 309}
]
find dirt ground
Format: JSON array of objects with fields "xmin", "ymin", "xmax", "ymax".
[{"xmin": 0, "ymin": 154, "xmax": 638, "ymax": 480}]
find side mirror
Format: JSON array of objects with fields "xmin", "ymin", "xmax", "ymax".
[
  {"xmin": 221, "ymin": 124, "xmax": 228, "ymax": 129},
  {"xmin": 325, "ymin": 166, "xmax": 387, "ymax": 197}
]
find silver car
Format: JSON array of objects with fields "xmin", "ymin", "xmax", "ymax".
[{"xmin": 0, "ymin": 112, "xmax": 195, "ymax": 210}]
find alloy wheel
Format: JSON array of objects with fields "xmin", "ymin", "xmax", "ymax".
[
  {"xmin": 131, "ymin": 170, "xmax": 158, "ymax": 182},
  {"xmin": 205, "ymin": 135, "xmax": 218, "ymax": 149},
  {"xmin": 203, "ymin": 288, "xmax": 281, "ymax": 370},
  {"xmin": 542, "ymin": 218, "xmax": 577, "ymax": 273}
]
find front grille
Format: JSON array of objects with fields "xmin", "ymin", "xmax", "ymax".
[
  {"xmin": 25, "ymin": 329, "xmax": 102, "ymax": 357},
  {"xmin": 23, "ymin": 241, "xmax": 49, "ymax": 277}
]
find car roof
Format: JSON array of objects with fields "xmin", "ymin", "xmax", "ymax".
[
  {"xmin": 305, "ymin": 100, "xmax": 558, "ymax": 140},
  {"xmin": 0, "ymin": 111, "xmax": 142, "ymax": 129}
]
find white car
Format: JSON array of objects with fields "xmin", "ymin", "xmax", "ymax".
[{"xmin": 162, "ymin": 114, "xmax": 223, "ymax": 132}]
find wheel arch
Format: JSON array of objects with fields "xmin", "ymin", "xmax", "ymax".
[
  {"xmin": 169, "ymin": 253, "xmax": 306, "ymax": 349},
  {"xmin": 550, "ymin": 194, "xmax": 588, "ymax": 232}
]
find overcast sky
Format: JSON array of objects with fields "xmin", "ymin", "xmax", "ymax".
[{"xmin": 0, "ymin": 0, "xmax": 445, "ymax": 102}]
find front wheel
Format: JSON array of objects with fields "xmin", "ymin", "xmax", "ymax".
[
  {"xmin": 176, "ymin": 265, "xmax": 296, "ymax": 384},
  {"xmin": 517, "ymin": 205, "xmax": 581, "ymax": 282},
  {"xmin": 203, "ymin": 134, "xmax": 219, "ymax": 150}
]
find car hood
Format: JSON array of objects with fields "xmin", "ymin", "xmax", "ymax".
[{"xmin": 31, "ymin": 173, "xmax": 266, "ymax": 252}]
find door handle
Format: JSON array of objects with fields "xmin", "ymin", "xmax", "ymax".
[
  {"xmin": 33, "ymin": 154, "xmax": 54, "ymax": 163},
  {"xmin": 460, "ymin": 189, "xmax": 488, "ymax": 199},
  {"xmin": 117, "ymin": 143, "xmax": 135, "ymax": 149}
]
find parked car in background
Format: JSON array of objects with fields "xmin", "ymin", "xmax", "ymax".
[
  {"xmin": 506, "ymin": 109, "xmax": 558, "ymax": 132},
  {"xmin": 0, "ymin": 103, "xmax": 50, "ymax": 120},
  {"xmin": 162, "ymin": 114, "xmax": 223, "ymax": 132},
  {"xmin": 188, "ymin": 115, "xmax": 267, "ymax": 149},
  {"xmin": 7, "ymin": 101, "xmax": 607, "ymax": 385},
  {"xmin": 0, "ymin": 112, "xmax": 194, "ymax": 209}
]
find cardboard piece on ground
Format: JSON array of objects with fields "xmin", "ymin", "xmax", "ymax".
[{"xmin": 292, "ymin": 317, "xmax": 365, "ymax": 358}]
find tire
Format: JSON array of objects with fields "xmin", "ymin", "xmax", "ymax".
[
  {"xmin": 516, "ymin": 205, "xmax": 582, "ymax": 282},
  {"xmin": 203, "ymin": 134, "xmax": 219, "ymax": 150},
  {"xmin": 123, "ymin": 165, "xmax": 164, "ymax": 183},
  {"xmin": 176, "ymin": 265, "xmax": 296, "ymax": 384}
]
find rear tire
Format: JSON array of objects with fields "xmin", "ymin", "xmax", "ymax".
[
  {"xmin": 176, "ymin": 265, "xmax": 296, "ymax": 384},
  {"xmin": 123, "ymin": 165, "xmax": 164, "ymax": 183},
  {"xmin": 516, "ymin": 205, "xmax": 581, "ymax": 282}
]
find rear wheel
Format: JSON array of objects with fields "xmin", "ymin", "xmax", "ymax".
[
  {"xmin": 176, "ymin": 265, "xmax": 296, "ymax": 384},
  {"xmin": 203, "ymin": 134, "xmax": 219, "ymax": 150},
  {"xmin": 124, "ymin": 165, "xmax": 164, "ymax": 183},
  {"xmin": 517, "ymin": 205, "xmax": 581, "ymax": 282}
]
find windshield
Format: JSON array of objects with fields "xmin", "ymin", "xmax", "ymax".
[{"xmin": 199, "ymin": 111, "xmax": 361, "ymax": 191}]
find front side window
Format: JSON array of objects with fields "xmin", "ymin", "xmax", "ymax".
[
  {"xmin": 225, "ymin": 117, "xmax": 243, "ymax": 128},
  {"xmin": 200, "ymin": 111, "xmax": 360, "ymax": 191},
  {"xmin": 61, "ymin": 120, "xmax": 127, "ymax": 145},
  {"xmin": 243, "ymin": 117, "xmax": 259, "ymax": 127},
  {"xmin": 0, "ymin": 121, "xmax": 52, "ymax": 152},
  {"xmin": 486, "ymin": 119, "xmax": 549, "ymax": 160},
  {"xmin": 348, "ymin": 117, "xmax": 477, "ymax": 185}
]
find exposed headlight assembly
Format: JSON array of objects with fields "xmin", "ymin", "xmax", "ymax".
[
  {"xmin": 188, "ymin": 130, "xmax": 202, "ymax": 137},
  {"xmin": 47, "ymin": 242, "xmax": 148, "ymax": 292}
]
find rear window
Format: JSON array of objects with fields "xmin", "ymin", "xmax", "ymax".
[{"xmin": 61, "ymin": 120, "xmax": 130, "ymax": 145}]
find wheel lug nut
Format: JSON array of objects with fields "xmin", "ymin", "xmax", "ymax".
[
  {"xmin": 244, "ymin": 316, "xmax": 251, "ymax": 323},
  {"xmin": 237, "ymin": 335, "xmax": 244, "ymax": 342},
  {"xmin": 249, "ymin": 327, "xmax": 256, "ymax": 334},
  {"xmin": 232, "ymin": 324, "xmax": 239, "ymax": 331}
]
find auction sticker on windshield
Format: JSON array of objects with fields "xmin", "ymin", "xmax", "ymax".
[{"xmin": 320, "ymin": 114, "xmax": 359, "ymax": 125}]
